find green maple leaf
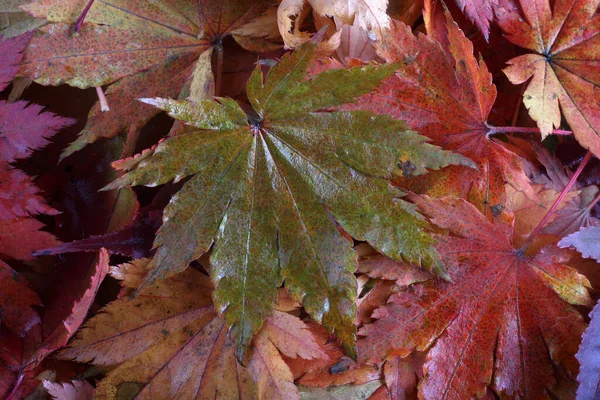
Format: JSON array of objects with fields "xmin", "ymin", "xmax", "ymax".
[{"xmin": 105, "ymin": 42, "xmax": 473, "ymax": 360}]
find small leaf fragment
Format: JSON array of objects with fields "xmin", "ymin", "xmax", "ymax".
[
  {"xmin": 576, "ymin": 299, "xmax": 600, "ymax": 400},
  {"xmin": 559, "ymin": 225, "xmax": 600, "ymax": 262}
]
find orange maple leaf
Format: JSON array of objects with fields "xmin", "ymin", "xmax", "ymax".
[{"xmin": 496, "ymin": 0, "xmax": 600, "ymax": 158}]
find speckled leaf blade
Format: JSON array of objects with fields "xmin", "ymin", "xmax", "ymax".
[
  {"xmin": 21, "ymin": 22, "xmax": 204, "ymax": 88},
  {"xmin": 58, "ymin": 268, "xmax": 214, "ymax": 366},
  {"xmin": 21, "ymin": 0, "xmax": 274, "ymax": 158},
  {"xmin": 60, "ymin": 52, "xmax": 198, "ymax": 160},
  {"xmin": 108, "ymin": 43, "xmax": 471, "ymax": 358},
  {"xmin": 266, "ymin": 112, "xmax": 462, "ymax": 275},
  {"xmin": 359, "ymin": 196, "xmax": 591, "ymax": 399},
  {"xmin": 23, "ymin": 0, "xmax": 199, "ymax": 30},
  {"xmin": 198, "ymin": 0, "xmax": 275, "ymax": 46},
  {"xmin": 352, "ymin": 12, "xmax": 537, "ymax": 214},
  {"xmin": 106, "ymin": 125, "xmax": 255, "ymax": 284},
  {"xmin": 138, "ymin": 97, "xmax": 249, "ymax": 131},
  {"xmin": 21, "ymin": 0, "xmax": 273, "ymax": 87},
  {"xmin": 59, "ymin": 268, "xmax": 257, "ymax": 399},
  {"xmin": 20, "ymin": 0, "xmax": 206, "ymax": 160},
  {"xmin": 21, "ymin": 0, "xmax": 205, "ymax": 87}
]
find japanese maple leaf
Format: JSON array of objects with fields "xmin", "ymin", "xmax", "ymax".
[
  {"xmin": 453, "ymin": 0, "xmax": 494, "ymax": 40},
  {"xmin": 0, "ymin": 32, "xmax": 72, "ymax": 222},
  {"xmin": 359, "ymin": 196, "xmax": 591, "ymax": 399},
  {"xmin": 249, "ymin": 311, "xmax": 326, "ymax": 400},
  {"xmin": 0, "ymin": 261, "xmax": 40, "ymax": 337},
  {"xmin": 0, "ymin": 250, "xmax": 108, "ymax": 399},
  {"xmin": 104, "ymin": 40, "xmax": 471, "ymax": 358},
  {"xmin": 284, "ymin": 321, "xmax": 381, "ymax": 388},
  {"xmin": 353, "ymin": 12, "xmax": 538, "ymax": 213},
  {"xmin": 62, "ymin": 267, "xmax": 256, "ymax": 399},
  {"xmin": 0, "ymin": 34, "xmax": 64, "ymax": 339},
  {"xmin": 59, "ymin": 263, "xmax": 325, "ymax": 399},
  {"xmin": 495, "ymin": 0, "xmax": 600, "ymax": 159},
  {"xmin": 20, "ymin": 0, "xmax": 276, "ymax": 159},
  {"xmin": 0, "ymin": 34, "xmax": 68, "ymax": 261},
  {"xmin": 576, "ymin": 299, "xmax": 600, "ymax": 400}
]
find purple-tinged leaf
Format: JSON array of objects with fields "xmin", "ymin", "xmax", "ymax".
[
  {"xmin": 0, "ymin": 101, "xmax": 74, "ymax": 162},
  {"xmin": 35, "ymin": 210, "xmax": 161, "ymax": 259},
  {"xmin": 576, "ymin": 300, "xmax": 600, "ymax": 400},
  {"xmin": 0, "ymin": 33, "xmax": 31, "ymax": 91},
  {"xmin": 559, "ymin": 226, "xmax": 600, "ymax": 262}
]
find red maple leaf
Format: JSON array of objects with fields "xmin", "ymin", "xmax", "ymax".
[
  {"xmin": 353, "ymin": 11, "xmax": 538, "ymax": 214},
  {"xmin": 453, "ymin": 0, "xmax": 494, "ymax": 40},
  {"xmin": 0, "ymin": 261, "xmax": 41, "ymax": 337},
  {"xmin": 359, "ymin": 196, "xmax": 591, "ymax": 399},
  {"xmin": 0, "ymin": 250, "xmax": 108, "ymax": 399},
  {"xmin": 0, "ymin": 34, "xmax": 71, "ymax": 257}
]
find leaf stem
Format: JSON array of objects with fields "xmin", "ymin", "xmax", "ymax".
[
  {"xmin": 6, "ymin": 373, "xmax": 24, "ymax": 400},
  {"xmin": 95, "ymin": 86, "xmax": 110, "ymax": 112},
  {"xmin": 520, "ymin": 151, "xmax": 593, "ymax": 251},
  {"xmin": 215, "ymin": 42, "xmax": 223, "ymax": 97},
  {"xmin": 488, "ymin": 125, "xmax": 572, "ymax": 136},
  {"xmin": 586, "ymin": 191, "xmax": 600, "ymax": 211},
  {"xmin": 74, "ymin": 0, "xmax": 96, "ymax": 34}
]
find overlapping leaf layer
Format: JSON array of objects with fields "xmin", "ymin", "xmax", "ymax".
[
  {"xmin": 3, "ymin": 0, "xmax": 600, "ymax": 398},
  {"xmin": 106, "ymin": 41, "xmax": 471, "ymax": 358}
]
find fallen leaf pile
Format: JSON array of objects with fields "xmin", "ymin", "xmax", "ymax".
[{"xmin": 0, "ymin": 0, "xmax": 599, "ymax": 398}]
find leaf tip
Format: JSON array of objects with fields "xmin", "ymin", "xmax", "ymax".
[
  {"xmin": 58, "ymin": 147, "xmax": 75, "ymax": 163},
  {"xmin": 310, "ymin": 26, "xmax": 328, "ymax": 45},
  {"xmin": 138, "ymin": 97, "xmax": 163, "ymax": 108},
  {"xmin": 60, "ymin": 135, "xmax": 92, "ymax": 162},
  {"xmin": 462, "ymin": 155, "xmax": 478, "ymax": 169},
  {"xmin": 343, "ymin": 341, "xmax": 358, "ymax": 361},
  {"xmin": 99, "ymin": 179, "xmax": 122, "ymax": 192},
  {"xmin": 32, "ymin": 249, "xmax": 52, "ymax": 257}
]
